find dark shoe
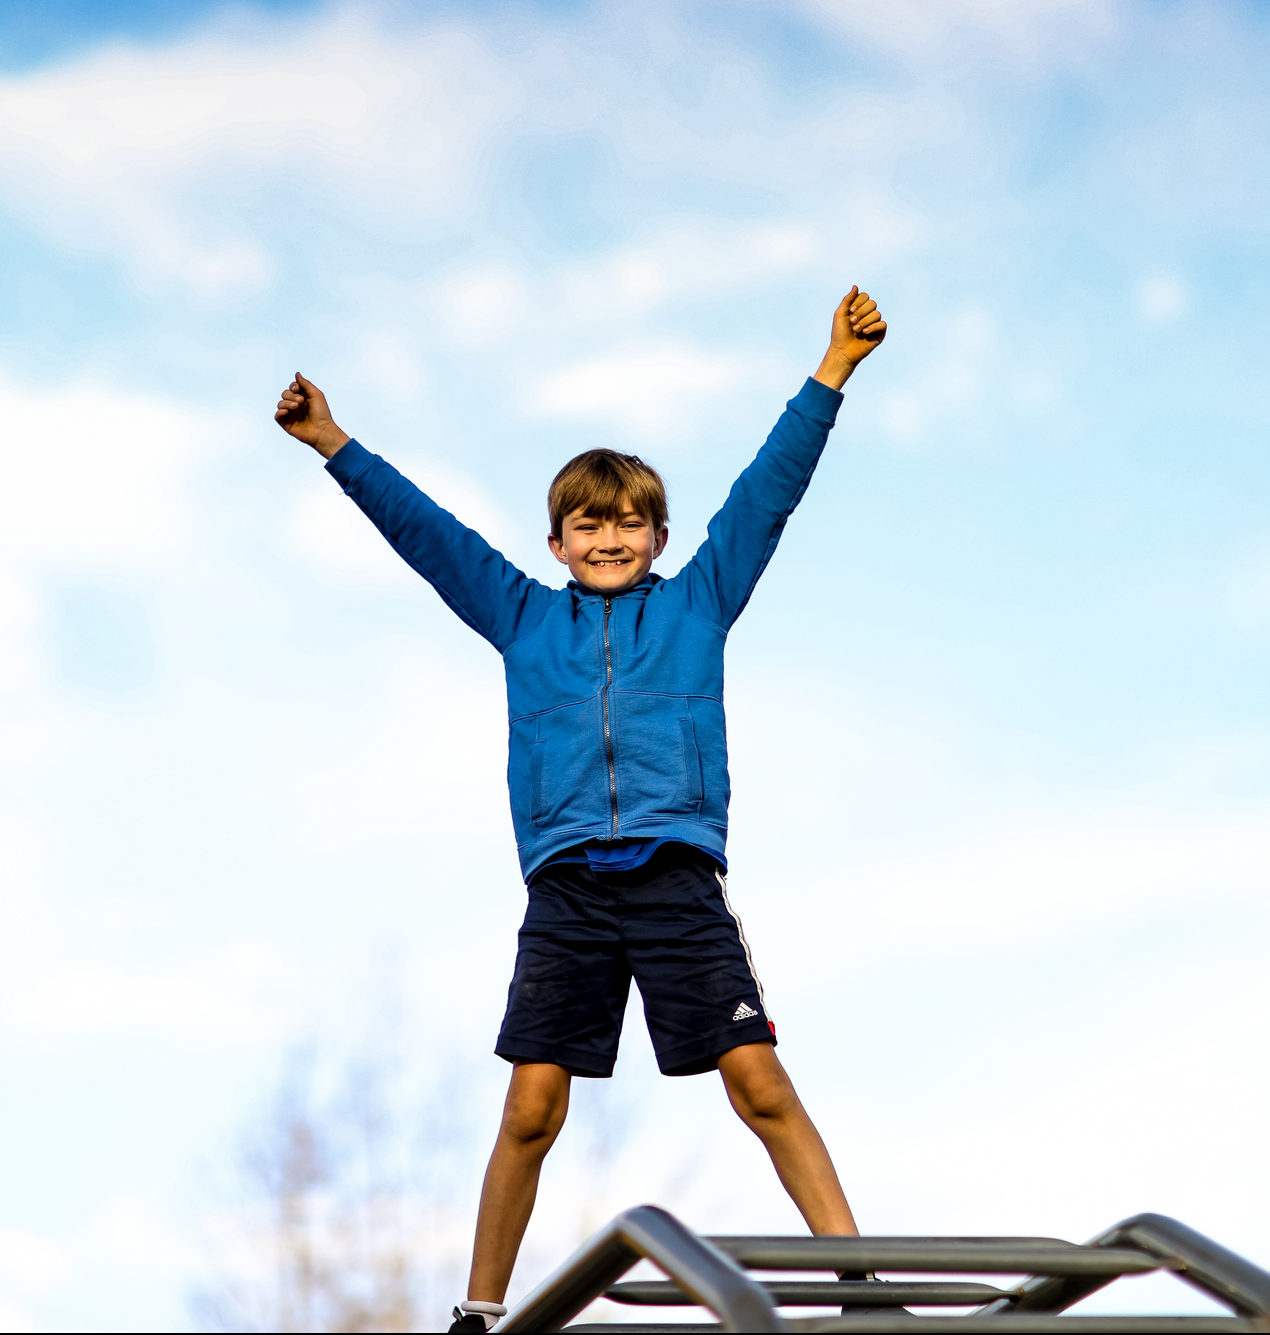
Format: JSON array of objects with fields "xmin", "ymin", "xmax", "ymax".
[{"xmin": 448, "ymin": 1309, "xmax": 490, "ymax": 1332}]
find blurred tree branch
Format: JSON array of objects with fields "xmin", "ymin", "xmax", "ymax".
[
  {"xmin": 192, "ymin": 971, "xmax": 652, "ymax": 1332},
  {"xmin": 194, "ymin": 993, "xmax": 476, "ymax": 1333}
]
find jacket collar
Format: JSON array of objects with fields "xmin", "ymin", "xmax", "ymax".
[{"xmin": 567, "ymin": 573, "xmax": 660, "ymax": 600}]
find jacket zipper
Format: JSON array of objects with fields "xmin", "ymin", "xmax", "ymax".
[{"xmin": 602, "ymin": 598, "xmax": 619, "ymax": 838}]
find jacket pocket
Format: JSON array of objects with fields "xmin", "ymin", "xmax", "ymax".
[
  {"xmin": 530, "ymin": 739, "xmax": 546, "ymax": 825},
  {"xmin": 680, "ymin": 717, "xmax": 703, "ymax": 806},
  {"xmin": 535, "ymin": 698, "xmax": 604, "ymax": 834},
  {"xmin": 613, "ymin": 692, "xmax": 696, "ymax": 821},
  {"xmin": 686, "ymin": 697, "xmax": 729, "ymax": 824},
  {"xmin": 508, "ymin": 716, "xmax": 539, "ymax": 845}
]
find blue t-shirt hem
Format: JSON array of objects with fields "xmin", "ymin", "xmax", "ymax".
[{"xmin": 539, "ymin": 837, "xmax": 726, "ymax": 877}]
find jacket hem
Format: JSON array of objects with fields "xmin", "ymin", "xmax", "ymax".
[{"xmin": 518, "ymin": 819, "xmax": 727, "ymax": 883}]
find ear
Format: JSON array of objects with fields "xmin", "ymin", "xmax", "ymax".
[
  {"xmin": 547, "ymin": 532, "xmax": 570, "ymax": 565},
  {"xmin": 653, "ymin": 525, "xmax": 669, "ymax": 558}
]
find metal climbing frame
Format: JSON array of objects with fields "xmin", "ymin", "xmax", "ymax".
[{"xmin": 496, "ymin": 1206, "xmax": 1270, "ymax": 1333}]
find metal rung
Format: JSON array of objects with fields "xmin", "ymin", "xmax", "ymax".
[
  {"xmin": 607, "ymin": 1279, "xmax": 1007, "ymax": 1306},
  {"xmin": 779, "ymin": 1320, "xmax": 1264, "ymax": 1334},
  {"xmin": 706, "ymin": 1238, "xmax": 1164, "ymax": 1275},
  {"xmin": 500, "ymin": 1208, "xmax": 1270, "ymax": 1333},
  {"xmin": 565, "ymin": 1322, "xmax": 1262, "ymax": 1334},
  {"xmin": 567, "ymin": 1327, "xmax": 723, "ymax": 1333}
]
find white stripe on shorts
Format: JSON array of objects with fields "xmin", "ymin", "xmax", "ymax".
[{"xmin": 715, "ymin": 869, "xmax": 771, "ymax": 1024}]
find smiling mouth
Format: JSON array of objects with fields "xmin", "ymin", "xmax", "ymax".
[{"xmin": 589, "ymin": 558, "xmax": 631, "ymax": 567}]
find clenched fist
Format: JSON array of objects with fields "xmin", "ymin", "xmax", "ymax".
[
  {"xmin": 274, "ymin": 372, "xmax": 350, "ymax": 460},
  {"xmin": 814, "ymin": 287, "xmax": 887, "ymax": 391}
]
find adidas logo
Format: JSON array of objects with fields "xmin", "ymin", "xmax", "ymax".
[{"xmin": 732, "ymin": 1001, "xmax": 759, "ymax": 1022}]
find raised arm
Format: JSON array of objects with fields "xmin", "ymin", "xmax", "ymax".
[
  {"xmin": 275, "ymin": 373, "xmax": 553, "ymax": 652},
  {"xmin": 672, "ymin": 288, "xmax": 886, "ymax": 628}
]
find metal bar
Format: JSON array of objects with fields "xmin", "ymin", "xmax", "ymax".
[
  {"xmin": 974, "ymin": 1223, "xmax": 1145, "ymax": 1317},
  {"xmin": 498, "ymin": 1205, "xmax": 784, "ymax": 1333},
  {"xmin": 606, "ymin": 1279, "xmax": 1007, "ymax": 1306},
  {"xmin": 565, "ymin": 1326, "xmax": 724, "ymax": 1333},
  {"xmin": 1109, "ymin": 1215, "xmax": 1270, "ymax": 1319},
  {"xmin": 705, "ymin": 1237, "xmax": 1161, "ymax": 1275},
  {"xmin": 975, "ymin": 1215, "xmax": 1270, "ymax": 1319},
  {"xmin": 564, "ymin": 1321, "xmax": 1261, "ymax": 1334},
  {"xmin": 777, "ymin": 1319, "xmax": 1262, "ymax": 1334}
]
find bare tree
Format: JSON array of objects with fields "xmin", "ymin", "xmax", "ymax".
[
  {"xmin": 195, "ymin": 1013, "xmax": 479, "ymax": 1332},
  {"xmin": 193, "ymin": 979, "xmax": 665, "ymax": 1332}
]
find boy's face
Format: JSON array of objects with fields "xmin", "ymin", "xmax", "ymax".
[{"xmin": 548, "ymin": 497, "xmax": 668, "ymax": 594}]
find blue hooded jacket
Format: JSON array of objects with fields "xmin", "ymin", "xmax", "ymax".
[{"xmin": 325, "ymin": 376, "xmax": 844, "ymax": 881}]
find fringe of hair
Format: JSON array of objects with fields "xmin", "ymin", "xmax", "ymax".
[{"xmin": 548, "ymin": 449, "xmax": 668, "ymax": 538}]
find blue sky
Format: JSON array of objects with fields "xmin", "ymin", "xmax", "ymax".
[{"xmin": 1, "ymin": 0, "xmax": 1269, "ymax": 1329}]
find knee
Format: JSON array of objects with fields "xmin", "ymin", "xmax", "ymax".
[
  {"xmin": 730, "ymin": 1067, "xmax": 799, "ymax": 1126},
  {"xmin": 501, "ymin": 1079, "xmax": 568, "ymax": 1149}
]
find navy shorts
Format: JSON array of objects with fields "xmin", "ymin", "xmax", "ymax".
[{"xmin": 496, "ymin": 844, "xmax": 775, "ymax": 1078}]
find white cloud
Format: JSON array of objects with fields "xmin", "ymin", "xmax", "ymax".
[
  {"xmin": 0, "ymin": 372, "xmax": 212, "ymax": 567},
  {"xmin": 835, "ymin": 807, "xmax": 1270, "ymax": 961},
  {"xmin": 431, "ymin": 262, "xmax": 535, "ymax": 347},
  {"xmin": 1011, "ymin": 366, "xmax": 1061, "ymax": 409},
  {"xmin": 285, "ymin": 457, "xmax": 520, "ymax": 587},
  {"xmin": 1135, "ymin": 271, "xmax": 1190, "ymax": 326},
  {"xmin": 348, "ymin": 325, "xmax": 431, "ymax": 397},
  {"xmin": 876, "ymin": 304, "xmax": 999, "ymax": 446},
  {"xmin": 0, "ymin": 13, "xmax": 518, "ymax": 302},
  {"xmin": 0, "ymin": 567, "xmax": 39, "ymax": 691},
  {"xmin": 798, "ymin": 0, "xmax": 1119, "ymax": 68},
  {"xmin": 0, "ymin": 1230, "xmax": 70, "ymax": 1292},
  {"xmin": 238, "ymin": 644, "xmax": 511, "ymax": 873},
  {"xmin": 0, "ymin": 1301, "xmax": 31, "ymax": 1335},
  {"xmin": 89, "ymin": 1201, "xmax": 197, "ymax": 1273},
  {"xmin": 0, "ymin": 821, "xmax": 48, "ymax": 969},
  {"xmin": 0, "ymin": 56, "xmax": 373, "ymax": 159},
  {"xmin": 723, "ymin": 672, "xmax": 1270, "ymax": 968},
  {"xmin": 285, "ymin": 477, "xmax": 413, "ymax": 588},
  {"xmin": 0, "ymin": 940, "xmax": 295, "ymax": 1041},
  {"xmin": 555, "ymin": 221, "xmax": 822, "ymax": 323},
  {"xmin": 0, "ymin": 1206, "xmax": 194, "ymax": 1334},
  {"xmin": 431, "ymin": 221, "xmax": 825, "ymax": 350},
  {"xmin": 527, "ymin": 342, "xmax": 748, "ymax": 439},
  {"xmin": 0, "ymin": 0, "xmax": 1037, "ymax": 313},
  {"xmin": 1226, "ymin": 548, "xmax": 1270, "ymax": 629}
]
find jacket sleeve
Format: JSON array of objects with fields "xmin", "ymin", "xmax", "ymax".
[
  {"xmin": 325, "ymin": 440, "xmax": 555, "ymax": 652},
  {"xmin": 669, "ymin": 377, "xmax": 843, "ymax": 629}
]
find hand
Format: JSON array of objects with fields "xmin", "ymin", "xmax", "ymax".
[
  {"xmin": 274, "ymin": 372, "xmax": 351, "ymax": 459},
  {"xmin": 813, "ymin": 287, "xmax": 888, "ymax": 390}
]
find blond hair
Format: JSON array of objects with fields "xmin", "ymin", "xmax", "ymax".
[{"xmin": 547, "ymin": 449, "xmax": 668, "ymax": 539}]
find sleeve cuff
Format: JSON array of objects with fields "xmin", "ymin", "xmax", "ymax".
[
  {"xmin": 324, "ymin": 438, "xmax": 373, "ymax": 490},
  {"xmin": 789, "ymin": 376, "xmax": 844, "ymax": 426}
]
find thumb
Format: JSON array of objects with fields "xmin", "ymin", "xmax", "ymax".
[{"xmin": 294, "ymin": 371, "xmax": 322, "ymax": 394}]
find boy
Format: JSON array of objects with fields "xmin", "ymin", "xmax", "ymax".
[{"xmin": 275, "ymin": 287, "xmax": 887, "ymax": 1331}]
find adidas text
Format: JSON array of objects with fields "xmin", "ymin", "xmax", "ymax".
[{"xmin": 732, "ymin": 1002, "xmax": 759, "ymax": 1022}]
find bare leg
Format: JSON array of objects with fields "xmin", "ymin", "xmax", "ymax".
[
  {"xmin": 717, "ymin": 1042, "xmax": 859, "ymax": 1236},
  {"xmin": 467, "ymin": 1061, "xmax": 572, "ymax": 1304}
]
